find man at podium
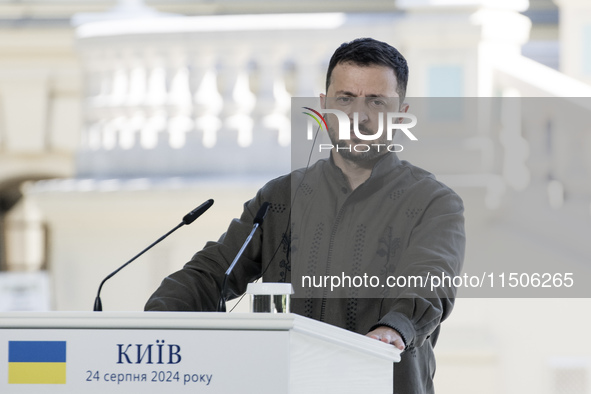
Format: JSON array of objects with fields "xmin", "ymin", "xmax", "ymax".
[{"xmin": 146, "ymin": 37, "xmax": 466, "ymax": 394}]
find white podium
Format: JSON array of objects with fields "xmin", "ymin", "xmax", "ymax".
[{"xmin": 0, "ymin": 312, "xmax": 400, "ymax": 393}]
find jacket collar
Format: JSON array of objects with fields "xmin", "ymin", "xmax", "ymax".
[{"xmin": 326, "ymin": 151, "xmax": 401, "ymax": 188}]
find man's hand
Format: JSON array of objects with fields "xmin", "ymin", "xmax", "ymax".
[{"xmin": 366, "ymin": 326, "xmax": 405, "ymax": 351}]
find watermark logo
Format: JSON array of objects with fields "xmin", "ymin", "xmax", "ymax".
[
  {"xmin": 302, "ymin": 107, "xmax": 418, "ymax": 153},
  {"xmin": 302, "ymin": 107, "xmax": 328, "ymax": 138}
]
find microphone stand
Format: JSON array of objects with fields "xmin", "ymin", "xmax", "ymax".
[
  {"xmin": 217, "ymin": 202, "xmax": 269, "ymax": 312},
  {"xmin": 93, "ymin": 199, "xmax": 214, "ymax": 311}
]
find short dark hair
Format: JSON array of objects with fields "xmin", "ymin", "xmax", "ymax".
[{"xmin": 325, "ymin": 37, "xmax": 409, "ymax": 101}]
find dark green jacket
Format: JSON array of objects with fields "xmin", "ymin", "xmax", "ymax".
[{"xmin": 146, "ymin": 153, "xmax": 466, "ymax": 394}]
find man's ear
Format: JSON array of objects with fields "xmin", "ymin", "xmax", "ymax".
[
  {"xmin": 320, "ymin": 93, "xmax": 326, "ymax": 109},
  {"xmin": 396, "ymin": 102, "xmax": 410, "ymax": 124},
  {"xmin": 400, "ymin": 101, "xmax": 409, "ymax": 113}
]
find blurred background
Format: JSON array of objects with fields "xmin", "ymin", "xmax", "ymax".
[{"xmin": 0, "ymin": 0, "xmax": 590, "ymax": 393}]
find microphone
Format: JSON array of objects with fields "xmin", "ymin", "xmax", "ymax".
[
  {"xmin": 93, "ymin": 199, "xmax": 214, "ymax": 311},
  {"xmin": 182, "ymin": 200, "xmax": 214, "ymax": 225},
  {"xmin": 217, "ymin": 202, "xmax": 270, "ymax": 312}
]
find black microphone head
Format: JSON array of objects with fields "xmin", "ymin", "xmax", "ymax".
[
  {"xmin": 183, "ymin": 199, "xmax": 214, "ymax": 225},
  {"xmin": 253, "ymin": 202, "xmax": 270, "ymax": 225}
]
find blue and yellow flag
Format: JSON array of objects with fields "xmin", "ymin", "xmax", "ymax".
[{"xmin": 8, "ymin": 341, "xmax": 67, "ymax": 384}]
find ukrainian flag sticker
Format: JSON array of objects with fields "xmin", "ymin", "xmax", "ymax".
[{"xmin": 8, "ymin": 341, "xmax": 67, "ymax": 384}]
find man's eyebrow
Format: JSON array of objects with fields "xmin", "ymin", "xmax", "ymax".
[
  {"xmin": 333, "ymin": 90, "xmax": 356, "ymax": 96},
  {"xmin": 333, "ymin": 90, "xmax": 387, "ymax": 97}
]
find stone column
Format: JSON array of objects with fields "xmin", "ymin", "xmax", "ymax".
[{"xmin": 553, "ymin": 0, "xmax": 591, "ymax": 85}]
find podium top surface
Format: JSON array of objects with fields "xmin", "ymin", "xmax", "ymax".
[{"xmin": 0, "ymin": 312, "xmax": 401, "ymax": 362}]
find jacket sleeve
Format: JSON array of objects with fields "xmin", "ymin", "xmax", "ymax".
[
  {"xmin": 370, "ymin": 187, "xmax": 466, "ymax": 349},
  {"xmin": 144, "ymin": 192, "xmax": 268, "ymax": 312}
]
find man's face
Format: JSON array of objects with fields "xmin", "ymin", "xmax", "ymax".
[{"xmin": 320, "ymin": 62, "xmax": 408, "ymax": 164}]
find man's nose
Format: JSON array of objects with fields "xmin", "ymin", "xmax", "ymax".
[{"xmin": 348, "ymin": 99, "xmax": 369, "ymax": 123}]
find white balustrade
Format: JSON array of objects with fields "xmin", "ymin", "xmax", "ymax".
[
  {"xmin": 492, "ymin": 54, "xmax": 591, "ymax": 207},
  {"xmin": 74, "ymin": 13, "xmax": 367, "ymax": 177}
]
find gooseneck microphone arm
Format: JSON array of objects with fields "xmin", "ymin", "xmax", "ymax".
[
  {"xmin": 93, "ymin": 199, "xmax": 214, "ymax": 312},
  {"xmin": 217, "ymin": 202, "xmax": 270, "ymax": 312}
]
